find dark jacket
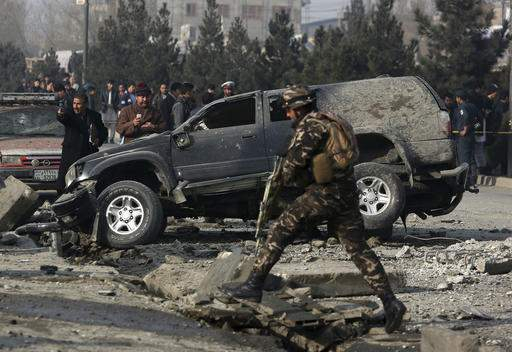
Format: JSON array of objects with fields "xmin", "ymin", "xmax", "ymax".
[
  {"xmin": 100, "ymin": 89, "xmax": 120, "ymax": 113},
  {"xmin": 160, "ymin": 94, "xmax": 177, "ymax": 130},
  {"xmin": 116, "ymin": 104, "xmax": 167, "ymax": 143},
  {"xmin": 56, "ymin": 108, "xmax": 108, "ymax": 192},
  {"xmin": 117, "ymin": 92, "xmax": 133, "ymax": 111},
  {"xmin": 171, "ymin": 97, "xmax": 191, "ymax": 130}
]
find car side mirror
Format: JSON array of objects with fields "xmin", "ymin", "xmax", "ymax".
[{"xmin": 174, "ymin": 132, "xmax": 191, "ymax": 148}]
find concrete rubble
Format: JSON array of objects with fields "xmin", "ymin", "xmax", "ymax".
[{"xmin": 0, "ymin": 176, "xmax": 39, "ymax": 232}]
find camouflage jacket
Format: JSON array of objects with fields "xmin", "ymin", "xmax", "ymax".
[{"xmin": 281, "ymin": 111, "xmax": 355, "ymax": 188}]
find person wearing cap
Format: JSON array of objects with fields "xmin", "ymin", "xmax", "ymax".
[
  {"xmin": 116, "ymin": 82, "xmax": 167, "ymax": 143},
  {"xmin": 171, "ymin": 82, "xmax": 194, "ymax": 129},
  {"xmin": 454, "ymin": 90, "xmax": 478, "ymax": 192},
  {"xmin": 221, "ymin": 81, "xmax": 235, "ymax": 98},
  {"xmin": 221, "ymin": 85, "xmax": 406, "ymax": 334}
]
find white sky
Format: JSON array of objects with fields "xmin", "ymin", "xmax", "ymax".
[{"xmin": 303, "ymin": 0, "xmax": 351, "ymax": 23}]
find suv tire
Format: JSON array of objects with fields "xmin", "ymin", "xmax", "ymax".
[
  {"xmin": 97, "ymin": 181, "xmax": 163, "ymax": 248},
  {"xmin": 354, "ymin": 162, "xmax": 405, "ymax": 231}
]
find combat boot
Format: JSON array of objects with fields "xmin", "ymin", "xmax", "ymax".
[
  {"xmin": 380, "ymin": 293, "xmax": 407, "ymax": 333},
  {"xmin": 220, "ymin": 271, "xmax": 266, "ymax": 303}
]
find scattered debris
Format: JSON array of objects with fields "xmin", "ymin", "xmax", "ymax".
[
  {"xmin": 436, "ymin": 282, "xmax": 453, "ymax": 291},
  {"xmin": 0, "ymin": 176, "xmax": 39, "ymax": 232},
  {"xmin": 0, "ymin": 232, "xmax": 19, "ymax": 245},
  {"xmin": 421, "ymin": 326, "xmax": 479, "ymax": 352},
  {"xmin": 475, "ymin": 258, "xmax": 512, "ymax": 275},
  {"xmin": 40, "ymin": 265, "xmax": 58, "ymax": 275},
  {"xmin": 97, "ymin": 290, "xmax": 116, "ymax": 296},
  {"xmin": 395, "ymin": 245, "xmax": 413, "ymax": 258},
  {"xmin": 457, "ymin": 306, "xmax": 494, "ymax": 321}
]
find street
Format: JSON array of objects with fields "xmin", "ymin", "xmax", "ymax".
[{"xmin": 0, "ymin": 186, "xmax": 511, "ymax": 351}]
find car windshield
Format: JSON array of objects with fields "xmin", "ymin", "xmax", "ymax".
[{"xmin": 0, "ymin": 106, "xmax": 64, "ymax": 137}]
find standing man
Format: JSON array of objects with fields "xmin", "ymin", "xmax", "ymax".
[
  {"xmin": 161, "ymin": 82, "xmax": 181, "ymax": 130},
  {"xmin": 116, "ymin": 82, "xmax": 167, "ymax": 143},
  {"xmin": 117, "ymin": 83, "xmax": 132, "ymax": 111},
  {"xmin": 454, "ymin": 90, "xmax": 478, "ymax": 192},
  {"xmin": 56, "ymin": 93, "xmax": 107, "ymax": 192},
  {"xmin": 221, "ymin": 86, "xmax": 406, "ymax": 334},
  {"xmin": 221, "ymin": 81, "xmax": 235, "ymax": 98},
  {"xmin": 100, "ymin": 80, "xmax": 119, "ymax": 143},
  {"xmin": 127, "ymin": 82, "xmax": 137, "ymax": 105},
  {"xmin": 54, "ymin": 83, "xmax": 73, "ymax": 111},
  {"xmin": 171, "ymin": 82, "xmax": 194, "ymax": 130},
  {"xmin": 202, "ymin": 84, "xmax": 217, "ymax": 105},
  {"xmin": 152, "ymin": 82, "xmax": 169, "ymax": 111}
]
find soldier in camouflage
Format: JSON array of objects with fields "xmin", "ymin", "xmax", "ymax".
[{"xmin": 221, "ymin": 85, "xmax": 406, "ymax": 333}]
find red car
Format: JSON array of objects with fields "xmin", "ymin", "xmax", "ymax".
[{"xmin": 0, "ymin": 94, "xmax": 63, "ymax": 191}]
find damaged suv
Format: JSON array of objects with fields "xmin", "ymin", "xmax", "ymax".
[{"xmin": 56, "ymin": 76, "xmax": 467, "ymax": 248}]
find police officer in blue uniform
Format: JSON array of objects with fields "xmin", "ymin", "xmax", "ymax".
[{"xmin": 454, "ymin": 90, "xmax": 479, "ymax": 193}]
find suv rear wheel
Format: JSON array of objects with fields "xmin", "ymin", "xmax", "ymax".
[
  {"xmin": 354, "ymin": 163, "xmax": 405, "ymax": 237},
  {"xmin": 97, "ymin": 181, "xmax": 163, "ymax": 248}
]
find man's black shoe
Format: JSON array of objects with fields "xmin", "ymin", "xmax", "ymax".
[
  {"xmin": 383, "ymin": 298, "xmax": 407, "ymax": 333},
  {"xmin": 219, "ymin": 272, "xmax": 265, "ymax": 303}
]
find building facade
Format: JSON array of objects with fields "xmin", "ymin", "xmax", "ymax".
[{"xmin": 158, "ymin": 0, "xmax": 302, "ymax": 42}]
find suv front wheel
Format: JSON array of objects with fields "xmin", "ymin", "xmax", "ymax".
[
  {"xmin": 97, "ymin": 181, "xmax": 164, "ymax": 248},
  {"xmin": 354, "ymin": 163, "xmax": 405, "ymax": 237}
]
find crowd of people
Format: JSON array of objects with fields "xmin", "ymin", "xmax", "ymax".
[
  {"xmin": 443, "ymin": 84, "xmax": 511, "ymax": 191},
  {"xmin": 16, "ymin": 74, "xmax": 237, "ymax": 192}
]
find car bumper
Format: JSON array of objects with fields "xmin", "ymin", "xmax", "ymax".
[{"xmin": 425, "ymin": 162, "xmax": 468, "ymax": 217}]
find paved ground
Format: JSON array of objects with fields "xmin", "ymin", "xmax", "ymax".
[{"xmin": 0, "ymin": 186, "xmax": 511, "ymax": 351}]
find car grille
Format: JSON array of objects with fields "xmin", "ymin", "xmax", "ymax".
[{"xmin": 21, "ymin": 156, "xmax": 60, "ymax": 168}]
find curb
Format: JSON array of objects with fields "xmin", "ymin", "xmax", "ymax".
[{"xmin": 478, "ymin": 175, "xmax": 512, "ymax": 189}]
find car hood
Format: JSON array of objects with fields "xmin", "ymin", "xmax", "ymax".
[
  {"xmin": 0, "ymin": 136, "xmax": 62, "ymax": 155},
  {"xmin": 77, "ymin": 133, "xmax": 170, "ymax": 164}
]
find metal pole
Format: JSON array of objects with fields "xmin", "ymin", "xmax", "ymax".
[
  {"xmin": 82, "ymin": 0, "xmax": 89, "ymax": 85},
  {"xmin": 508, "ymin": 0, "xmax": 512, "ymax": 177}
]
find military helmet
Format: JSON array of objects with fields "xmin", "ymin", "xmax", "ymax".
[{"xmin": 282, "ymin": 85, "xmax": 315, "ymax": 109}]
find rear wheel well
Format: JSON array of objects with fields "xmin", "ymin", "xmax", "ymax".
[
  {"xmin": 357, "ymin": 133, "xmax": 401, "ymax": 164},
  {"xmin": 95, "ymin": 161, "xmax": 163, "ymax": 195}
]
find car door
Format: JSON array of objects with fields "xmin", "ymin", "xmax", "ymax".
[
  {"xmin": 262, "ymin": 91, "xmax": 294, "ymax": 163},
  {"xmin": 171, "ymin": 93, "xmax": 268, "ymax": 183}
]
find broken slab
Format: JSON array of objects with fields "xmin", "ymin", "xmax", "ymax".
[
  {"xmin": 475, "ymin": 258, "xmax": 512, "ymax": 275},
  {"xmin": 421, "ymin": 326, "xmax": 479, "ymax": 352},
  {"xmin": 143, "ymin": 263, "xmax": 207, "ymax": 300},
  {"xmin": 196, "ymin": 249, "xmax": 257, "ymax": 300},
  {"xmin": 271, "ymin": 261, "xmax": 406, "ymax": 298},
  {"xmin": 0, "ymin": 176, "xmax": 39, "ymax": 232}
]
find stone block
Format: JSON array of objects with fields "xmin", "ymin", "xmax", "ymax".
[
  {"xmin": 272, "ymin": 261, "xmax": 406, "ymax": 298},
  {"xmin": 143, "ymin": 263, "xmax": 207, "ymax": 300},
  {"xmin": 475, "ymin": 258, "xmax": 512, "ymax": 275},
  {"xmin": 0, "ymin": 176, "xmax": 39, "ymax": 232},
  {"xmin": 421, "ymin": 326, "xmax": 479, "ymax": 352}
]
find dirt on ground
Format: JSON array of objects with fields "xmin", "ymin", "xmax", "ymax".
[{"xmin": 1, "ymin": 187, "xmax": 511, "ymax": 351}]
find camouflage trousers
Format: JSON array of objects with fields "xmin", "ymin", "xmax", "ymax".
[{"xmin": 254, "ymin": 181, "xmax": 393, "ymax": 297}]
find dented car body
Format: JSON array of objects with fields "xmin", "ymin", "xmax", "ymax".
[{"xmin": 57, "ymin": 76, "xmax": 467, "ymax": 248}]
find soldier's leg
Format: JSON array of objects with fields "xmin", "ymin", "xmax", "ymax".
[
  {"xmin": 332, "ymin": 210, "xmax": 392, "ymax": 296},
  {"xmin": 221, "ymin": 186, "xmax": 331, "ymax": 302},
  {"xmin": 332, "ymin": 209, "xmax": 406, "ymax": 333}
]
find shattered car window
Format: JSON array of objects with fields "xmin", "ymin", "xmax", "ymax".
[
  {"xmin": 193, "ymin": 97, "xmax": 256, "ymax": 131},
  {"xmin": 0, "ymin": 106, "xmax": 64, "ymax": 137},
  {"xmin": 269, "ymin": 96, "xmax": 287, "ymax": 122}
]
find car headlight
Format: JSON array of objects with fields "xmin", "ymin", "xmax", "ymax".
[{"xmin": 64, "ymin": 166, "xmax": 77, "ymax": 188}]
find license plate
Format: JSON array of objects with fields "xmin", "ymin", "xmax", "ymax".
[{"xmin": 34, "ymin": 169, "xmax": 58, "ymax": 182}]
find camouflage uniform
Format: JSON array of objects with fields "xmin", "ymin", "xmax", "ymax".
[{"xmin": 254, "ymin": 112, "xmax": 393, "ymax": 297}]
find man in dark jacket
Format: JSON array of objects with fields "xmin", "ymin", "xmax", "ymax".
[
  {"xmin": 100, "ymin": 80, "xmax": 120, "ymax": 143},
  {"xmin": 160, "ymin": 82, "xmax": 181, "ymax": 130},
  {"xmin": 116, "ymin": 82, "xmax": 167, "ymax": 143},
  {"xmin": 56, "ymin": 93, "xmax": 107, "ymax": 193},
  {"xmin": 171, "ymin": 82, "xmax": 194, "ymax": 130}
]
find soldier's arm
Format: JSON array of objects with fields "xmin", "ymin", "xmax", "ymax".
[
  {"xmin": 281, "ymin": 119, "xmax": 328, "ymax": 186},
  {"xmin": 116, "ymin": 109, "xmax": 139, "ymax": 137}
]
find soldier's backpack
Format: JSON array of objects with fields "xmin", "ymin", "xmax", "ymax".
[{"xmin": 310, "ymin": 112, "xmax": 359, "ymax": 183}]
